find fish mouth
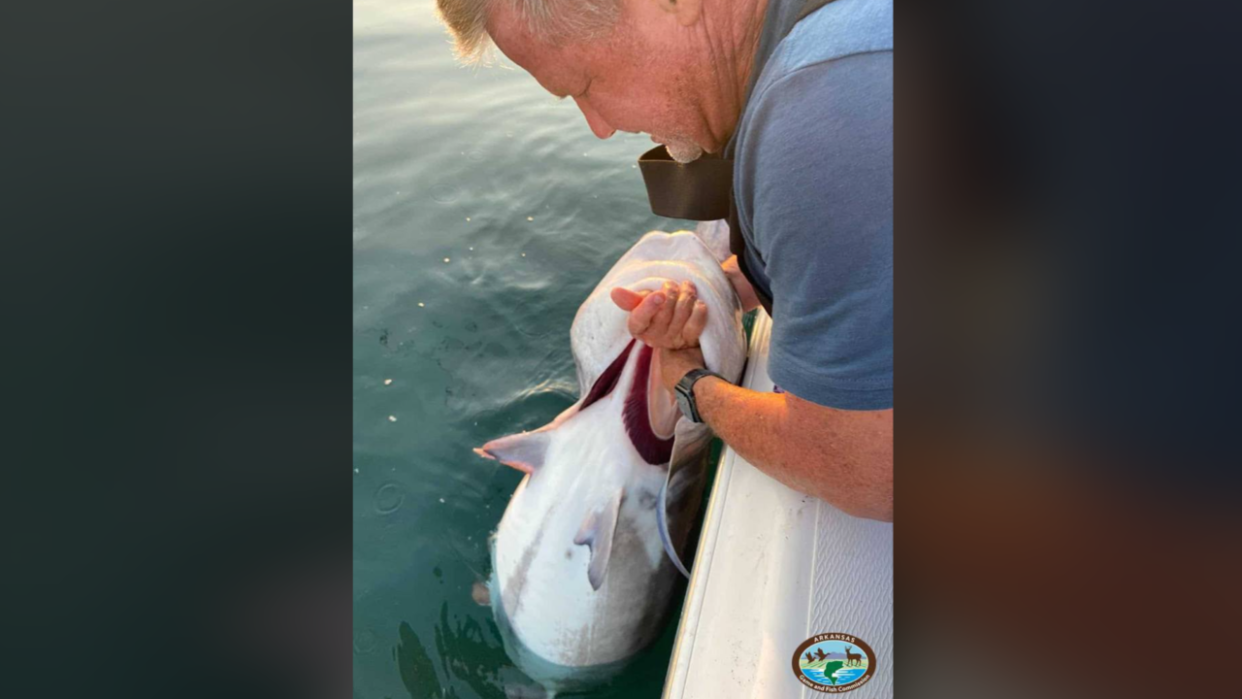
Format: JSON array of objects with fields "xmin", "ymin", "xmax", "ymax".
[
  {"xmin": 581, "ymin": 341, "xmax": 675, "ymax": 466},
  {"xmin": 480, "ymin": 338, "xmax": 681, "ymax": 472},
  {"xmin": 581, "ymin": 339, "xmax": 635, "ymax": 411},
  {"xmin": 623, "ymin": 344, "xmax": 675, "ymax": 464}
]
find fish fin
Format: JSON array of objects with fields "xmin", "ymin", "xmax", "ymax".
[
  {"xmin": 573, "ymin": 489, "xmax": 624, "ymax": 591},
  {"xmin": 658, "ymin": 419, "xmax": 714, "ymax": 579},
  {"xmin": 475, "ymin": 431, "xmax": 550, "ymax": 475}
]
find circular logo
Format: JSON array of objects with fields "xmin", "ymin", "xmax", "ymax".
[{"xmin": 791, "ymin": 633, "xmax": 877, "ymax": 693}]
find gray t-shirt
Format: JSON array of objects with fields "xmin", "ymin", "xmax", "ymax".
[{"xmin": 731, "ymin": 0, "xmax": 893, "ymax": 410}]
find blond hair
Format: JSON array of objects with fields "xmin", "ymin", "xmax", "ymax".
[{"xmin": 435, "ymin": 0, "xmax": 620, "ymax": 61}]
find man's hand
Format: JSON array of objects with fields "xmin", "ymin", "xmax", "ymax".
[
  {"xmin": 722, "ymin": 255, "xmax": 762, "ymax": 313},
  {"xmin": 610, "ymin": 280, "xmax": 707, "ymax": 350}
]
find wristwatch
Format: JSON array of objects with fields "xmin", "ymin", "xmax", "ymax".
[{"xmin": 674, "ymin": 368, "xmax": 725, "ymax": 424}]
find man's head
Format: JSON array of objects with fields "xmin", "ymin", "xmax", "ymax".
[
  {"xmin": 436, "ymin": 0, "xmax": 763, "ymax": 161},
  {"xmin": 437, "ymin": 0, "xmax": 621, "ymax": 62}
]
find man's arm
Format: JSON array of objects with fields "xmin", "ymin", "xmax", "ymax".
[
  {"xmin": 617, "ymin": 54, "xmax": 893, "ymax": 518},
  {"xmin": 612, "ymin": 266, "xmax": 893, "ymax": 521},
  {"xmin": 658, "ymin": 347, "xmax": 893, "ymax": 521}
]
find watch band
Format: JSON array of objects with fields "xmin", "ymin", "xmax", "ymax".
[{"xmin": 675, "ymin": 368, "xmax": 724, "ymax": 423}]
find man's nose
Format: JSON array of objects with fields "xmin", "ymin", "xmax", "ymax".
[{"xmin": 573, "ymin": 97, "xmax": 616, "ymax": 139}]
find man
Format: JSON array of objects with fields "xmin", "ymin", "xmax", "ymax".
[{"xmin": 437, "ymin": 0, "xmax": 893, "ymax": 521}]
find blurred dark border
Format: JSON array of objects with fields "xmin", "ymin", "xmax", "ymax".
[
  {"xmin": 3, "ymin": 2, "xmax": 351, "ymax": 697},
  {"xmin": 896, "ymin": 1, "xmax": 1240, "ymax": 697},
  {"xmin": 2, "ymin": 0, "xmax": 1240, "ymax": 697}
]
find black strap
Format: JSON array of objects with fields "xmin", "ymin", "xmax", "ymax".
[
  {"xmin": 727, "ymin": 189, "xmax": 772, "ymax": 314},
  {"xmin": 795, "ymin": 0, "xmax": 837, "ymax": 23}
]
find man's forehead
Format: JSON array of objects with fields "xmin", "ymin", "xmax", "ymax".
[{"xmin": 485, "ymin": 2, "xmax": 584, "ymax": 93}]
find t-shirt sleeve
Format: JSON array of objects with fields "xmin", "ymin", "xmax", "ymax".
[{"xmin": 739, "ymin": 52, "xmax": 893, "ymax": 410}]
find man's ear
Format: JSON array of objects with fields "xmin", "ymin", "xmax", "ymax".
[{"xmin": 652, "ymin": 0, "xmax": 703, "ymax": 27}]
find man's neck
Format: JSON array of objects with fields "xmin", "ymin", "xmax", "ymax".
[
  {"xmin": 734, "ymin": 0, "xmax": 773, "ymax": 102},
  {"xmin": 698, "ymin": 0, "xmax": 772, "ymax": 151}
]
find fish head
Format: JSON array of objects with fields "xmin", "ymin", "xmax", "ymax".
[
  {"xmin": 480, "ymin": 231, "xmax": 744, "ymax": 476},
  {"xmin": 570, "ymin": 231, "xmax": 747, "ymax": 399}
]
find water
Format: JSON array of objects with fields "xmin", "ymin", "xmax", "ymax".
[{"xmin": 353, "ymin": 2, "xmax": 696, "ymax": 697}]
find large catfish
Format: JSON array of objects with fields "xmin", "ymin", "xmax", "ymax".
[{"xmin": 476, "ymin": 229, "xmax": 746, "ymax": 691}]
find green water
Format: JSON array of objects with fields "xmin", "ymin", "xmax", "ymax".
[{"xmin": 353, "ymin": 2, "xmax": 696, "ymax": 697}]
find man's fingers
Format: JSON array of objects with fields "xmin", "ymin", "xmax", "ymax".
[
  {"xmin": 669, "ymin": 281, "xmax": 697, "ymax": 343},
  {"xmin": 619, "ymin": 281, "xmax": 701, "ymax": 345},
  {"xmin": 611, "ymin": 287, "xmax": 649, "ymax": 312},
  {"xmin": 683, "ymin": 300, "xmax": 708, "ymax": 344},
  {"xmin": 647, "ymin": 281, "xmax": 678, "ymax": 337},
  {"xmin": 627, "ymin": 291, "xmax": 665, "ymax": 337}
]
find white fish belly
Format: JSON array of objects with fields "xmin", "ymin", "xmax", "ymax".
[
  {"xmin": 492, "ymin": 390, "xmax": 675, "ymax": 666},
  {"xmin": 487, "ymin": 230, "xmax": 746, "ymax": 673}
]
